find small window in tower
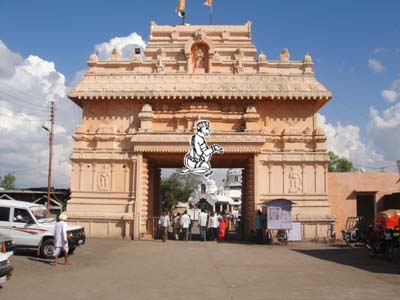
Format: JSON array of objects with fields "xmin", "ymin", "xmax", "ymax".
[
  {"xmin": 201, "ymin": 184, "xmax": 206, "ymax": 194},
  {"xmin": 234, "ymin": 176, "xmax": 238, "ymax": 181}
]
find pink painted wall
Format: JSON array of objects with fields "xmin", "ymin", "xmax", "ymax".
[{"xmin": 328, "ymin": 172, "xmax": 399, "ymax": 233}]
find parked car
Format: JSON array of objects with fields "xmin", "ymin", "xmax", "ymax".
[
  {"xmin": 0, "ymin": 199, "xmax": 85, "ymax": 259},
  {"xmin": 0, "ymin": 252, "xmax": 13, "ymax": 284},
  {"xmin": 0, "ymin": 233, "xmax": 15, "ymax": 257}
]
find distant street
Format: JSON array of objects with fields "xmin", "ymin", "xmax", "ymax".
[{"xmin": 2, "ymin": 239, "xmax": 400, "ymax": 300}]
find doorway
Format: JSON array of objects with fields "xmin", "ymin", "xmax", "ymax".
[
  {"xmin": 141, "ymin": 153, "xmax": 254, "ymax": 240},
  {"xmin": 356, "ymin": 193, "xmax": 376, "ymax": 225}
]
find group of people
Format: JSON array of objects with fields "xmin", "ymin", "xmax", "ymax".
[{"xmin": 158, "ymin": 209, "xmax": 234, "ymax": 242}]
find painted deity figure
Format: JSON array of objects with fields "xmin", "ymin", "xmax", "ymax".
[
  {"xmin": 195, "ymin": 47, "xmax": 204, "ymax": 69},
  {"xmin": 181, "ymin": 120, "xmax": 223, "ymax": 177}
]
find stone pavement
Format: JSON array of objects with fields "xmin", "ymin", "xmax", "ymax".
[{"xmin": 1, "ymin": 239, "xmax": 400, "ymax": 300}]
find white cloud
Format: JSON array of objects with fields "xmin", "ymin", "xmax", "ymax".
[
  {"xmin": 381, "ymin": 89, "xmax": 398, "ymax": 103},
  {"xmin": 95, "ymin": 32, "xmax": 146, "ymax": 60},
  {"xmin": 0, "ymin": 42, "xmax": 75, "ymax": 188},
  {"xmin": 0, "ymin": 40, "xmax": 23, "ymax": 78},
  {"xmin": 390, "ymin": 79, "xmax": 400, "ymax": 90},
  {"xmin": 318, "ymin": 114, "xmax": 385, "ymax": 170},
  {"xmin": 368, "ymin": 58, "xmax": 386, "ymax": 73},
  {"xmin": 368, "ymin": 104, "xmax": 400, "ymax": 161}
]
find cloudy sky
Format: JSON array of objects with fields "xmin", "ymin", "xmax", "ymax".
[{"xmin": 0, "ymin": 0, "xmax": 399, "ymax": 188}]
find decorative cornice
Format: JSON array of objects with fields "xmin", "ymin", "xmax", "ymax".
[{"xmin": 69, "ymin": 74, "xmax": 331, "ymax": 104}]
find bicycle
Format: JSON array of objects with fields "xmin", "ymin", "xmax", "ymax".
[{"xmin": 276, "ymin": 229, "xmax": 288, "ymax": 245}]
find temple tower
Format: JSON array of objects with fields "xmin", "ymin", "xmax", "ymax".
[{"xmin": 68, "ymin": 22, "xmax": 334, "ymax": 240}]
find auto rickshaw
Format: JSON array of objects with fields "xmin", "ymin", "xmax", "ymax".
[
  {"xmin": 374, "ymin": 209, "xmax": 400, "ymax": 230},
  {"xmin": 368, "ymin": 209, "xmax": 400, "ymax": 262}
]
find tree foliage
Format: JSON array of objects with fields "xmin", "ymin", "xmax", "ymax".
[
  {"xmin": 0, "ymin": 173, "xmax": 16, "ymax": 189},
  {"xmin": 328, "ymin": 151, "xmax": 357, "ymax": 172},
  {"xmin": 160, "ymin": 170, "xmax": 202, "ymax": 210}
]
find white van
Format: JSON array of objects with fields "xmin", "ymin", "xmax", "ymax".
[
  {"xmin": 0, "ymin": 199, "xmax": 85, "ymax": 259},
  {"xmin": 0, "ymin": 252, "xmax": 13, "ymax": 284}
]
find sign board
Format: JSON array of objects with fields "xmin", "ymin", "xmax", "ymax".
[
  {"xmin": 288, "ymin": 222, "xmax": 302, "ymax": 241},
  {"xmin": 264, "ymin": 199, "xmax": 293, "ymax": 230}
]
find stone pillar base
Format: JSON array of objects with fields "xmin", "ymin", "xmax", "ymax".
[{"xmin": 66, "ymin": 212, "xmax": 134, "ymax": 239}]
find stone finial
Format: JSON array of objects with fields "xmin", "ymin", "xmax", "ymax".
[
  {"xmin": 280, "ymin": 48, "xmax": 290, "ymax": 62},
  {"xmin": 111, "ymin": 48, "xmax": 120, "ymax": 61},
  {"xmin": 303, "ymin": 52, "xmax": 313, "ymax": 63},
  {"xmin": 194, "ymin": 29, "xmax": 204, "ymax": 41},
  {"xmin": 258, "ymin": 52, "xmax": 267, "ymax": 62},
  {"xmin": 88, "ymin": 51, "xmax": 98, "ymax": 62}
]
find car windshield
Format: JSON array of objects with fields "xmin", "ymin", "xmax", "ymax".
[{"xmin": 30, "ymin": 207, "xmax": 54, "ymax": 222}]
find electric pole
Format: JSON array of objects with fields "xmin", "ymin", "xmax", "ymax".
[{"xmin": 46, "ymin": 101, "xmax": 55, "ymax": 211}]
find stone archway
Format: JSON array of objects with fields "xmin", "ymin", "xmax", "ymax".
[{"xmin": 67, "ymin": 22, "xmax": 335, "ymax": 241}]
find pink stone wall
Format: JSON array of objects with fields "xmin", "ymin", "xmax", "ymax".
[{"xmin": 328, "ymin": 173, "xmax": 399, "ymax": 234}]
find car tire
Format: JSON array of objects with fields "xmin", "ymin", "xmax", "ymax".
[{"xmin": 40, "ymin": 239, "xmax": 55, "ymax": 259}]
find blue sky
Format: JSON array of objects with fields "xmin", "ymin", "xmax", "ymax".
[{"xmin": 0, "ymin": 0, "xmax": 399, "ymax": 187}]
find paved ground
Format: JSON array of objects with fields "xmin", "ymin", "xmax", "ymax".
[{"xmin": 1, "ymin": 239, "xmax": 400, "ymax": 300}]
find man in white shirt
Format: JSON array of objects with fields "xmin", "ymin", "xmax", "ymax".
[
  {"xmin": 180, "ymin": 211, "xmax": 191, "ymax": 241},
  {"xmin": 53, "ymin": 213, "xmax": 70, "ymax": 266},
  {"xmin": 208, "ymin": 211, "xmax": 219, "ymax": 241},
  {"xmin": 198, "ymin": 209, "xmax": 208, "ymax": 241},
  {"xmin": 158, "ymin": 210, "xmax": 171, "ymax": 242}
]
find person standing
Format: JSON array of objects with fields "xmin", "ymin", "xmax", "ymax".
[
  {"xmin": 256, "ymin": 210, "xmax": 263, "ymax": 244},
  {"xmin": 159, "ymin": 210, "xmax": 171, "ymax": 242},
  {"xmin": 198, "ymin": 209, "xmax": 208, "ymax": 241},
  {"xmin": 53, "ymin": 213, "xmax": 70, "ymax": 266},
  {"xmin": 180, "ymin": 211, "xmax": 191, "ymax": 241},
  {"xmin": 208, "ymin": 211, "xmax": 219, "ymax": 241},
  {"xmin": 218, "ymin": 217, "xmax": 227, "ymax": 242},
  {"xmin": 172, "ymin": 213, "xmax": 181, "ymax": 240}
]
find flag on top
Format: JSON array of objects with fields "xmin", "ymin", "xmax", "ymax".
[
  {"xmin": 203, "ymin": 0, "xmax": 213, "ymax": 6},
  {"xmin": 176, "ymin": 0, "xmax": 186, "ymax": 17}
]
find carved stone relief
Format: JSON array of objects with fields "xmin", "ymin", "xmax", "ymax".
[
  {"xmin": 288, "ymin": 167, "xmax": 302, "ymax": 193},
  {"xmin": 191, "ymin": 43, "xmax": 209, "ymax": 73},
  {"xmin": 97, "ymin": 166, "xmax": 111, "ymax": 191}
]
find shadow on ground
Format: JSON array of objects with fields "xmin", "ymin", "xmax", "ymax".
[{"xmin": 292, "ymin": 246, "xmax": 400, "ymax": 275}]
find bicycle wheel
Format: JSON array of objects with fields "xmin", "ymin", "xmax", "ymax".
[
  {"xmin": 277, "ymin": 230, "xmax": 288, "ymax": 246},
  {"xmin": 384, "ymin": 242, "xmax": 393, "ymax": 263}
]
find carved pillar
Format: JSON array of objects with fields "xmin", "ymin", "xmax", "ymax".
[
  {"xmin": 78, "ymin": 162, "xmax": 83, "ymax": 191},
  {"xmin": 301, "ymin": 164, "xmax": 305, "ymax": 194},
  {"xmin": 282, "ymin": 164, "xmax": 286, "ymax": 194},
  {"xmin": 134, "ymin": 154, "xmax": 143, "ymax": 240},
  {"xmin": 141, "ymin": 158, "xmax": 149, "ymax": 239},
  {"xmin": 314, "ymin": 164, "xmax": 317, "ymax": 193},
  {"xmin": 92, "ymin": 162, "xmax": 97, "ymax": 191},
  {"xmin": 124, "ymin": 163, "xmax": 129, "ymax": 193},
  {"xmin": 110, "ymin": 163, "xmax": 115, "ymax": 192},
  {"xmin": 324, "ymin": 163, "xmax": 328, "ymax": 193}
]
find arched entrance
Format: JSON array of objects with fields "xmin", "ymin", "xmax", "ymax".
[{"xmin": 139, "ymin": 151, "xmax": 257, "ymax": 240}]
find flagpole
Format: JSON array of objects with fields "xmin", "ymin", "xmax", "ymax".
[{"xmin": 210, "ymin": 5, "xmax": 213, "ymax": 25}]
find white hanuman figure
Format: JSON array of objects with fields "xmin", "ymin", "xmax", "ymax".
[{"xmin": 181, "ymin": 120, "xmax": 224, "ymax": 177}]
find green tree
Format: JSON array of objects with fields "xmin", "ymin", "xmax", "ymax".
[
  {"xmin": 328, "ymin": 151, "xmax": 357, "ymax": 172},
  {"xmin": 160, "ymin": 170, "xmax": 201, "ymax": 210},
  {"xmin": 0, "ymin": 173, "xmax": 16, "ymax": 189}
]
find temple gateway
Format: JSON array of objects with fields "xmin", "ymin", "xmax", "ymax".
[{"xmin": 67, "ymin": 22, "xmax": 335, "ymax": 240}]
